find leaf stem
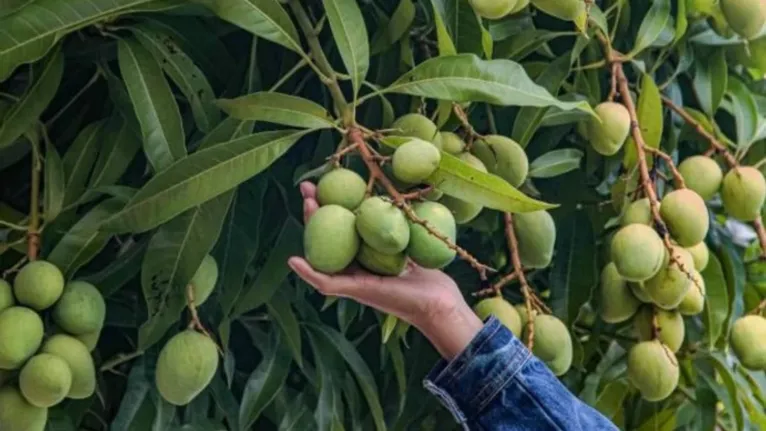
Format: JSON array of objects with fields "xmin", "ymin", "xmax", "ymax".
[{"xmin": 27, "ymin": 128, "xmax": 42, "ymax": 261}]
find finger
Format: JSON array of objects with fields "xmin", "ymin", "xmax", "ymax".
[
  {"xmin": 300, "ymin": 182, "xmax": 317, "ymax": 200},
  {"xmin": 303, "ymin": 199, "xmax": 319, "ymax": 223},
  {"xmin": 288, "ymin": 257, "xmax": 384, "ymax": 297}
]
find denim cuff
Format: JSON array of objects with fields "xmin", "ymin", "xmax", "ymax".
[{"xmin": 423, "ymin": 316, "xmax": 532, "ymax": 425}]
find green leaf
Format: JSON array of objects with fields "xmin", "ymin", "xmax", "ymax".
[
  {"xmin": 118, "ymin": 37, "xmax": 186, "ymax": 172},
  {"xmin": 131, "ymin": 24, "xmax": 221, "ymax": 133},
  {"xmin": 239, "ymin": 331, "xmax": 292, "ymax": 431},
  {"xmin": 194, "ymin": 0, "xmax": 302, "ymax": 54},
  {"xmin": 381, "ymin": 314, "xmax": 398, "ymax": 344},
  {"xmin": 323, "ymin": 0, "xmax": 369, "ymax": 99},
  {"xmin": 47, "ymin": 198, "xmax": 125, "ymax": 278},
  {"xmin": 0, "ymin": 0, "xmax": 154, "ymax": 81},
  {"xmin": 83, "ymin": 239, "xmax": 148, "ymax": 297},
  {"xmin": 528, "ymin": 149, "xmax": 584, "ymax": 179},
  {"xmin": 635, "ymin": 409, "xmax": 676, "ymax": 431},
  {"xmin": 550, "ymin": 210, "xmax": 596, "ymax": 326},
  {"xmin": 44, "ymin": 140, "xmax": 65, "ymax": 222},
  {"xmin": 88, "ymin": 114, "xmax": 142, "ymax": 188},
  {"xmin": 708, "ymin": 352, "xmax": 745, "ymax": 430},
  {"xmin": 306, "ymin": 330, "xmax": 345, "ymax": 431},
  {"xmin": 593, "ymin": 381, "xmax": 629, "ymax": 420},
  {"xmin": 138, "ymin": 191, "xmax": 233, "ymax": 350},
  {"xmin": 694, "ymin": 48, "xmax": 727, "ymax": 116},
  {"xmin": 0, "ymin": 49, "xmax": 63, "ymax": 148},
  {"xmin": 624, "ymin": 73, "xmax": 663, "ymax": 169},
  {"xmin": 630, "ymin": 0, "xmax": 671, "ymax": 56},
  {"xmin": 431, "ymin": 0, "xmax": 484, "ymax": 56},
  {"xmin": 727, "ymin": 77, "xmax": 759, "ymax": 148},
  {"xmin": 702, "ymin": 253, "xmax": 728, "ymax": 347},
  {"xmin": 371, "ymin": 0, "xmax": 416, "ymax": 54},
  {"xmin": 216, "ymin": 93, "xmax": 336, "ymax": 129},
  {"xmin": 382, "ymin": 54, "xmax": 592, "ymax": 113},
  {"xmin": 307, "ymin": 324, "xmax": 386, "ymax": 431},
  {"xmin": 110, "ymin": 358, "xmax": 152, "ymax": 431},
  {"xmin": 62, "ymin": 120, "xmax": 104, "ymax": 205},
  {"xmin": 429, "ymin": 0, "xmax": 456, "ymax": 56},
  {"xmin": 494, "ymin": 30, "xmax": 575, "ymax": 61},
  {"xmin": 716, "ymin": 239, "xmax": 746, "ymax": 346},
  {"xmin": 101, "ymin": 130, "xmax": 309, "ymax": 234},
  {"xmin": 267, "ymin": 292, "xmax": 303, "ymax": 367}
]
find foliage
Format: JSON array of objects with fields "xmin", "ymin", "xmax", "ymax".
[{"xmin": 0, "ymin": 0, "xmax": 765, "ymax": 430}]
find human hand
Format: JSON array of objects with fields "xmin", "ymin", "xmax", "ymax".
[{"xmin": 288, "ymin": 182, "xmax": 483, "ymax": 359}]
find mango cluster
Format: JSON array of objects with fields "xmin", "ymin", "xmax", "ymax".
[
  {"xmin": 155, "ymin": 255, "xmax": 220, "ymax": 406},
  {"xmin": 473, "ymin": 297, "xmax": 573, "ymax": 376},
  {"xmin": 0, "ymin": 261, "xmax": 104, "ymax": 430}
]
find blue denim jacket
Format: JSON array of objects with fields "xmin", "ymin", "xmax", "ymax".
[{"xmin": 423, "ymin": 317, "xmax": 618, "ymax": 430}]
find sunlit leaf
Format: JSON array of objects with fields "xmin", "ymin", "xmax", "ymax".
[
  {"xmin": 694, "ymin": 48, "xmax": 727, "ymax": 116},
  {"xmin": 528, "ymin": 149, "xmax": 584, "ymax": 179},
  {"xmin": 323, "ymin": 0, "xmax": 369, "ymax": 99},
  {"xmin": 625, "ymin": 73, "xmax": 663, "ymax": 169},
  {"xmin": 217, "ymin": 93, "xmax": 336, "ymax": 129},
  {"xmin": 631, "ymin": 0, "xmax": 671, "ymax": 55}
]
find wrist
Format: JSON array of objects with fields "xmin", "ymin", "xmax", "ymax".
[{"xmin": 417, "ymin": 302, "xmax": 484, "ymax": 360}]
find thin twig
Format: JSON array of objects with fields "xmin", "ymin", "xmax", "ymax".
[
  {"xmin": 643, "ymin": 146, "xmax": 686, "ymax": 189},
  {"xmin": 99, "ymin": 351, "xmax": 144, "ymax": 373},
  {"xmin": 27, "ymin": 130, "xmax": 42, "ymax": 261},
  {"xmin": 186, "ymin": 284, "xmax": 211, "ymax": 336},
  {"xmin": 400, "ymin": 186, "xmax": 434, "ymax": 201},
  {"xmin": 505, "ymin": 212, "xmax": 535, "ymax": 349},
  {"xmin": 753, "ymin": 218, "xmax": 766, "ymax": 261}
]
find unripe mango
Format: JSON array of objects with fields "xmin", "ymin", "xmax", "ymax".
[
  {"xmin": 0, "ymin": 279, "xmax": 13, "ymax": 313},
  {"xmin": 630, "ymin": 282, "xmax": 653, "ymax": 303},
  {"xmin": 407, "ymin": 202, "xmax": 457, "ymax": 269},
  {"xmin": 53, "ymin": 281, "xmax": 106, "ymax": 335},
  {"xmin": 678, "ymin": 271, "xmax": 706, "ymax": 316},
  {"xmin": 471, "ymin": 135, "xmax": 529, "ymax": 187},
  {"xmin": 440, "ymin": 153, "xmax": 488, "ymax": 224},
  {"xmin": 19, "ymin": 353, "xmax": 73, "ymax": 408},
  {"xmin": 391, "ymin": 114, "xmax": 439, "ymax": 144},
  {"xmin": 189, "ymin": 254, "xmax": 218, "ymax": 307},
  {"xmin": 627, "ymin": 340, "xmax": 679, "ymax": 401},
  {"xmin": 729, "ymin": 36, "xmax": 766, "ymax": 72},
  {"xmin": 721, "ymin": 166, "xmax": 766, "ymax": 221},
  {"xmin": 634, "ymin": 306, "xmax": 685, "ymax": 353},
  {"xmin": 524, "ymin": 314, "xmax": 572, "ymax": 376},
  {"xmin": 611, "ymin": 224, "xmax": 665, "ymax": 282},
  {"xmin": 0, "ymin": 307, "xmax": 44, "ymax": 370},
  {"xmin": 13, "ymin": 260, "xmax": 64, "ymax": 311},
  {"xmin": 622, "ymin": 198, "xmax": 653, "ymax": 226},
  {"xmin": 470, "ymin": 0, "xmax": 517, "ymax": 19},
  {"xmin": 686, "ymin": 242, "xmax": 710, "ymax": 271},
  {"xmin": 731, "ymin": 315, "xmax": 766, "ymax": 370},
  {"xmin": 645, "ymin": 247, "xmax": 695, "ymax": 310},
  {"xmin": 599, "ymin": 263, "xmax": 641, "ymax": 323},
  {"xmin": 304, "ymin": 205, "xmax": 360, "ymax": 274},
  {"xmin": 438, "ymin": 132, "xmax": 465, "ymax": 155},
  {"xmin": 513, "ymin": 211, "xmax": 556, "ymax": 269},
  {"xmin": 678, "ymin": 156, "xmax": 723, "ymax": 200},
  {"xmin": 721, "ymin": 0, "xmax": 766, "ymax": 39},
  {"xmin": 356, "ymin": 244, "xmax": 407, "ymax": 276},
  {"xmin": 356, "ymin": 197, "xmax": 410, "ymax": 255},
  {"xmin": 660, "ymin": 189, "xmax": 709, "ymax": 247},
  {"xmin": 76, "ymin": 331, "xmax": 100, "ymax": 352},
  {"xmin": 515, "ymin": 304, "xmax": 536, "ymax": 328},
  {"xmin": 473, "ymin": 297, "xmax": 522, "ymax": 337},
  {"xmin": 316, "ymin": 168, "xmax": 367, "ymax": 210},
  {"xmin": 510, "ymin": 0, "xmax": 530, "ymax": 14},
  {"xmin": 156, "ymin": 330, "xmax": 219, "ymax": 405},
  {"xmin": 588, "ymin": 102, "xmax": 631, "ymax": 156},
  {"xmin": 0, "ymin": 386, "xmax": 47, "ymax": 431},
  {"xmin": 531, "ymin": 0, "xmax": 588, "ymax": 27},
  {"xmin": 40, "ymin": 335, "xmax": 95, "ymax": 399},
  {"xmin": 392, "ymin": 139, "xmax": 441, "ymax": 184}
]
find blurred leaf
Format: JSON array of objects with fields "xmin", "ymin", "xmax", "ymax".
[
  {"xmin": 267, "ymin": 291, "xmax": 303, "ymax": 367},
  {"xmin": 702, "ymin": 253, "xmax": 728, "ymax": 347},
  {"xmin": 44, "ymin": 140, "xmax": 65, "ymax": 222},
  {"xmin": 307, "ymin": 324, "xmax": 386, "ymax": 431},
  {"xmin": 307, "ymin": 330, "xmax": 345, "ymax": 431},
  {"xmin": 62, "ymin": 120, "xmax": 104, "ymax": 205},
  {"xmin": 716, "ymin": 239, "xmax": 746, "ymax": 346},
  {"xmin": 277, "ymin": 393, "xmax": 314, "ymax": 430},
  {"xmin": 110, "ymin": 358, "xmax": 152, "ymax": 431},
  {"xmin": 323, "ymin": 0, "xmax": 369, "ymax": 98},
  {"xmin": 708, "ymin": 352, "xmax": 745, "ymax": 430},
  {"xmin": 636, "ymin": 409, "xmax": 676, "ymax": 431},
  {"xmin": 382, "ymin": 54, "xmax": 593, "ymax": 113},
  {"xmin": 372, "ymin": 0, "xmax": 416, "ymax": 54},
  {"xmin": 118, "ymin": 37, "xmax": 186, "ymax": 172},
  {"xmin": 631, "ymin": 0, "xmax": 671, "ymax": 56},
  {"xmin": 83, "ymin": 238, "xmax": 148, "ymax": 297},
  {"xmin": 625, "ymin": 73, "xmax": 663, "ymax": 169},
  {"xmin": 381, "ymin": 314, "xmax": 398, "ymax": 344},
  {"xmin": 593, "ymin": 381, "xmax": 629, "ymax": 420},
  {"xmin": 209, "ymin": 375, "xmax": 241, "ymax": 430},
  {"xmin": 494, "ymin": 30, "xmax": 574, "ymax": 61},
  {"xmin": 102, "ymin": 130, "xmax": 309, "ymax": 233},
  {"xmin": 217, "ymin": 93, "xmax": 336, "ymax": 129},
  {"xmin": 131, "ymin": 23, "xmax": 221, "ymax": 133},
  {"xmin": 88, "ymin": 114, "xmax": 142, "ymax": 189},
  {"xmin": 239, "ymin": 331, "xmax": 292, "ymax": 431},
  {"xmin": 550, "ymin": 210, "xmax": 596, "ymax": 326},
  {"xmin": 0, "ymin": 49, "xmax": 63, "ymax": 148},
  {"xmin": 694, "ymin": 48, "xmax": 727, "ymax": 116},
  {"xmin": 528, "ymin": 149, "xmax": 583, "ymax": 179},
  {"xmin": 726, "ymin": 77, "xmax": 758, "ymax": 148}
]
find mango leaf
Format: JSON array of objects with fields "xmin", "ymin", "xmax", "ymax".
[
  {"xmin": 429, "ymin": 0, "xmax": 456, "ymax": 56},
  {"xmin": 631, "ymin": 0, "xmax": 671, "ymax": 56},
  {"xmin": 306, "ymin": 329, "xmax": 345, "ymax": 431},
  {"xmin": 44, "ymin": 140, "xmax": 65, "ymax": 221},
  {"xmin": 702, "ymin": 253, "xmax": 728, "ymax": 347},
  {"xmin": 431, "ymin": 0, "xmax": 484, "ymax": 56},
  {"xmin": 138, "ymin": 191, "xmax": 233, "ymax": 350},
  {"xmin": 47, "ymin": 198, "xmax": 125, "ymax": 278},
  {"xmin": 101, "ymin": 130, "xmax": 309, "ymax": 234},
  {"xmin": 550, "ymin": 210, "xmax": 596, "ymax": 325},
  {"xmin": 131, "ymin": 24, "xmax": 220, "ymax": 133},
  {"xmin": 716, "ymin": 239, "xmax": 746, "ymax": 346},
  {"xmin": 494, "ymin": 30, "xmax": 575, "ymax": 61},
  {"xmin": 307, "ymin": 324, "xmax": 386, "ymax": 431},
  {"xmin": 239, "ymin": 331, "xmax": 292, "ymax": 431},
  {"xmin": 118, "ymin": 37, "xmax": 186, "ymax": 172},
  {"xmin": 267, "ymin": 292, "xmax": 303, "ymax": 367},
  {"xmin": 528, "ymin": 149, "xmax": 584, "ymax": 179},
  {"xmin": 217, "ymin": 93, "xmax": 335, "ymax": 129},
  {"xmin": 635, "ymin": 409, "xmax": 676, "ymax": 431},
  {"xmin": 83, "ymin": 238, "xmax": 148, "ymax": 297},
  {"xmin": 323, "ymin": 0, "xmax": 369, "ymax": 99},
  {"xmin": 625, "ymin": 73, "xmax": 663, "ymax": 169},
  {"xmin": 371, "ymin": 0, "xmax": 416, "ymax": 54},
  {"xmin": 0, "ymin": 0, "xmax": 154, "ymax": 81},
  {"xmin": 110, "ymin": 358, "xmax": 152, "ymax": 431},
  {"xmin": 727, "ymin": 77, "xmax": 759, "ymax": 148},
  {"xmin": 62, "ymin": 120, "xmax": 104, "ymax": 205},
  {"xmin": 0, "ymin": 49, "xmax": 63, "ymax": 148},
  {"xmin": 708, "ymin": 352, "xmax": 745, "ymax": 430},
  {"xmin": 194, "ymin": 0, "xmax": 302, "ymax": 54},
  {"xmin": 88, "ymin": 114, "xmax": 142, "ymax": 188},
  {"xmin": 694, "ymin": 48, "xmax": 727, "ymax": 116},
  {"xmin": 381, "ymin": 54, "xmax": 592, "ymax": 114}
]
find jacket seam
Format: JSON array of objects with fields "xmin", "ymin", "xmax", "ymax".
[{"xmin": 515, "ymin": 376, "xmax": 568, "ymax": 431}]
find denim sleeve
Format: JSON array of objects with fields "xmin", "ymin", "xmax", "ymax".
[{"xmin": 423, "ymin": 317, "xmax": 618, "ymax": 431}]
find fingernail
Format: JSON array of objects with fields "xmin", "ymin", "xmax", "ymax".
[
  {"xmin": 287, "ymin": 257, "xmax": 299, "ymax": 271},
  {"xmin": 299, "ymin": 182, "xmax": 311, "ymax": 198}
]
